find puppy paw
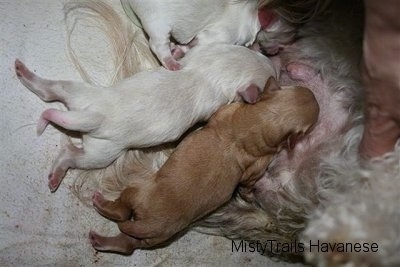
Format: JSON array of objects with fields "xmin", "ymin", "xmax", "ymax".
[
  {"xmin": 171, "ymin": 46, "xmax": 185, "ymax": 60},
  {"xmin": 15, "ymin": 59, "xmax": 34, "ymax": 80},
  {"xmin": 48, "ymin": 175, "xmax": 60, "ymax": 192},
  {"xmin": 163, "ymin": 57, "xmax": 182, "ymax": 71},
  {"xmin": 47, "ymin": 168, "xmax": 66, "ymax": 192},
  {"xmin": 92, "ymin": 191, "xmax": 106, "ymax": 208},
  {"xmin": 89, "ymin": 230, "xmax": 105, "ymax": 251}
]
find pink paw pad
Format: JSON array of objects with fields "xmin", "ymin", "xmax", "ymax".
[
  {"xmin": 92, "ymin": 191, "xmax": 105, "ymax": 207},
  {"xmin": 15, "ymin": 59, "xmax": 34, "ymax": 80},
  {"xmin": 48, "ymin": 175, "xmax": 60, "ymax": 192},
  {"xmin": 163, "ymin": 57, "xmax": 182, "ymax": 71},
  {"xmin": 88, "ymin": 230, "xmax": 103, "ymax": 249},
  {"xmin": 171, "ymin": 46, "xmax": 185, "ymax": 60}
]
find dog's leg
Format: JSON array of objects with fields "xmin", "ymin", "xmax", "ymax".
[
  {"xmin": 170, "ymin": 38, "xmax": 196, "ymax": 60},
  {"xmin": 144, "ymin": 23, "xmax": 181, "ymax": 70},
  {"xmin": 37, "ymin": 108, "xmax": 104, "ymax": 136},
  {"xmin": 89, "ymin": 231, "xmax": 139, "ymax": 255},
  {"xmin": 92, "ymin": 191, "xmax": 132, "ymax": 221},
  {"xmin": 89, "ymin": 230, "xmax": 168, "ymax": 254},
  {"xmin": 48, "ymin": 139, "xmax": 122, "ymax": 192},
  {"xmin": 171, "ymin": 44, "xmax": 189, "ymax": 60},
  {"xmin": 15, "ymin": 59, "xmax": 95, "ymax": 106},
  {"xmin": 116, "ymin": 220, "xmax": 154, "ymax": 239},
  {"xmin": 48, "ymin": 143, "xmax": 83, "ymax": 192}
]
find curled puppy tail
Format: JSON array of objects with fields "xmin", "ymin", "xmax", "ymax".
[{"xmin": 64, "ymin": 0, "xmax": 159, "ymax": 86}]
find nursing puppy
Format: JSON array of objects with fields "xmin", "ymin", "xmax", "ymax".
[
  {"xmin": 89, "ymin": 77, "xmax": 319, "ymax": 254},
  {"xmin": 15, "ymin": 44, "xmax": 276, "ymax": 192},
  {"xmin": 123, "ymin": 0, "xmax": 277, "ymax": 70}
]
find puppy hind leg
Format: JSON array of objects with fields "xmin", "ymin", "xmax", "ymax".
[
  {"xmin": 92, "ymin": 191, "xmax": 132, "ymax": 221},
  {"xmin": 89, "ymin": 231, "xmax": 139, "ymax": 255},
  {"xmin": 15, "ymin": 59, "xmax": 94, "ymax": 105},
  {"xmin": 48, "ymin": 143, "xmax": 83, "ymax": 192},
  {"xmin": 48, "ymin": 140, "xmax": 121, "ymax": 192},
  {"xmin": 37, "ymin": 108, "xmax": 104, "ymax": 136},
  {"xmin": 89, "ymin": 230, "xmax": 167, "ymax": 254}
]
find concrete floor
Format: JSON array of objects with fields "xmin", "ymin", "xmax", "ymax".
[{"xmin": 0, "ymin": 0, "xmax": 304, "ymax": 266}]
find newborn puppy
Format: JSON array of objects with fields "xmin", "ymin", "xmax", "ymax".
[
  {"xmin": 89, "ymin": 77, "xmax": 319, "ymax": 254},
  {"xmin": 15, "ymin": 44, "xmax": 276, "ymax": 192},
  {"xmin": 123, "ymin": 0, "xmax": 277, "ymax": 70}
]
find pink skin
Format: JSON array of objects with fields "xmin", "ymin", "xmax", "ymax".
[
  {"xmin": 92, "ymin": 191, "xmax": 105, "ymax": 207},
  {"xmin": 163, "ymin": 56, "xmax": 182, "ymax": 71},
  {"xmin": 359, "ymin": 0, "xmax": 400, "ymax": 159},
  {"xmin": 170, "ymin": 38, "xmax": 198, "ymax": 61},
  {"xmin": 37, "ymin": 108, "xmax": 70, "ymax": 136},
  {"xmin": 258, "ymin": 8, "xmax": 278, "ymax": 30},
  {"xmin": 255, "ymin": 60, "xmax": 347, "ymax": 195},
  {"xmin": 238, "ymin": 84, "xmax": 261, "ymax": 104},
  {"xmin": 171, "ymin": 46, "xmax": 185, "ymax": 60}
]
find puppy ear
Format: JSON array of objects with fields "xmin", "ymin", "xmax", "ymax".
[
  {"xmin": 258, "ymin": 7, "xmax": 278, "ymax": 30},
  {"xmin": 238, "ymin": 84, "xmax": 261, "ymax": 104},
  {"xmin": 264, "ymin": 77, "xmax": 281, "ymax": 93}
]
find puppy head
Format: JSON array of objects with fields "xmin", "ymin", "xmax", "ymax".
[{"xmin": 256, "ymin": 77, "xmax": 320, "ymax": 149}]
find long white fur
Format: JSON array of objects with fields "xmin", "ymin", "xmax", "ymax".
[
  {"xmin": 62, "ymin": 0, "xmax": 400, "ymax": 265},
  {"xmin": 124, "ymin": 0, "xmax": 261, "ymax": 70}
]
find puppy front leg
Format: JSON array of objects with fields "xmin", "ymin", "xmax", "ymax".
[
  {"xmin": 170, "ymin": 39, "xmax": 197, "ymax": 60},
  {"xmin": 145, "ymin": 24, "xmax": 181, "ymax": 70}
]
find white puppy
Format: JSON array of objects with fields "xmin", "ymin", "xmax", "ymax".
[
  {"xmin": 15, "ymin": 44, "xmax": 276, "ymax": 192},
  {"xmin": 123, "ymin": 0, "xmax": 269, "ymax": 70}
]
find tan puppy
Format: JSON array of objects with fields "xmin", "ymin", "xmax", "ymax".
[{"xmin": 89, "ymin": 77, "xmax": 319, "ymax": 254}]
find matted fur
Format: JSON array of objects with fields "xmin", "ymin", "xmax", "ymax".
[{"xmin": 65, "ymin": 0, "xmax": 399, "ymax": 265}]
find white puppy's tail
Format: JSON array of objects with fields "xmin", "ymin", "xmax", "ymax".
[{"xmin": 64, "ymin": 0, "xmax": 159, "ymax": 86}]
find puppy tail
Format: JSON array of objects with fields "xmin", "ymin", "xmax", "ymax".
[{"xmin": 64, "ymin": 0, "xmax": 159, "ymax": 86}]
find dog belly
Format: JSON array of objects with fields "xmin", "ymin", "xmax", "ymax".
[{"xmin": 253, "ymin": 52, "xmax": 353, "ymax": 209}]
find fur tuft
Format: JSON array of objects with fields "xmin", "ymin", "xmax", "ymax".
[{"xmin": 64, "ymin": 0, "xmax": 159, "ymax": 85}]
